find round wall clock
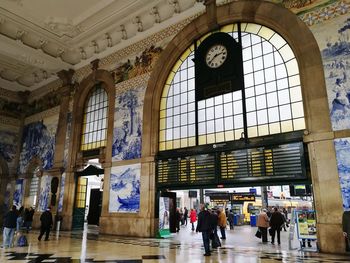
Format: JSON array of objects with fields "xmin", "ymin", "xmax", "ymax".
[{"xmin": 205, "ymin": 44, "xmax": 227, "ymax": 68}]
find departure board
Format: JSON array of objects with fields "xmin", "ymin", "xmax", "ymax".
[
  {"xmin": 157, "ymin": 142, "xmax": 306, "ymax": 188},
  {"xmin": 157, "ymin": 154, "xmax": 216, "ymax": 187}
]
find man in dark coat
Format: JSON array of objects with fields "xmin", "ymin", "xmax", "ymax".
[
  {"xmin": 2, "ymin": 205, "xmax": 18, "ymax": 248},
  {"xmin": 38, "ymin": 207, "xmax": 53, "ymax": 241},
  {"xmin": 343, "ymin": 211, "xmax": 350, "ymax": 252},
  {"xmin": 269, "ymin": 207, "xmax": 284, "ymax": 245},
  {"xmin": 196, "ymin": 204, "xmax": 212, "ymax": 256}
]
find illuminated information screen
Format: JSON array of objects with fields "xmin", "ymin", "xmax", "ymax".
[{"xmin": 157, "ymin": 142, "xmax": 305, "ymax": 188}]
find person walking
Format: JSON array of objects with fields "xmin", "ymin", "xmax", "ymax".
[
  {"xmin": 24, "ymin": 207, "xmax": 34, "ymax": 233},
  {"xmin": 175, "ymin": 208, "xmax": 181, "ymax": 232},
  {"xmin": 2, "ymin": 205, "xmax": 18, "ymax": 248},
  {"xmin": 269, "ymin": 207, "xmax": 285, "ymax": 245},
  {"xmin": 38, "ymin": 207, "xmax": 53, "ymax": 241},
  {"xmin": 196, "ymin": 204, "xmax": 212, "ymax": 256},
  {"xmin": 257, "ymin": 208, "xmax": 269, "ymax": 243},
  {"xmin": 228, "ymin": 210, "xmax": 234, "ymax": 230},
  {"xmin": 217, "ymin": 208, "xmax": 227, "ymax": 240},
  {"xmin": 183, "ymin": 207, "xmax": 188, "ymax": 226},
  {"xmin": 189, "ymin": 208, "xmax": 197, "ymax": 231}
]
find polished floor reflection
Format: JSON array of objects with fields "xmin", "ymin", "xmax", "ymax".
[{"xmin": 1, "ymin": 224, "xmax": 349, "ymax": 262}]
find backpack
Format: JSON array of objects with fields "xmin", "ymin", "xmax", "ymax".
[{"xmin": 17, "ymin": 235, "xmax": 28, "ymax": 247}]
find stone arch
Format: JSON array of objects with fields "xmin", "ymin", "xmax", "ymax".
[
  {"xmin": 142, "ymin": 0, "xmax": 343, "ymax": 254},
  {"xmin": 69, "ymin": 69, "xmax": 116, "ymax": 167},
  {"xmin": 143, "ymin": 0, "xmax": 329, "ymax": 157}
]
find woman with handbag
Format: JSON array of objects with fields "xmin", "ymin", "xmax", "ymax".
[{"xmin": 257, "ymin": 208, "xmax": 269, "ymax": 243}]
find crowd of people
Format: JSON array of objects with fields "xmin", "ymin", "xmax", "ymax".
[
  {"xmin": 176, "ymin": 204, "xmax": 301, "ymax": 257},
  {"xmin": 2, "ymin": 205, "xmax": 53, "ymax": 248}
]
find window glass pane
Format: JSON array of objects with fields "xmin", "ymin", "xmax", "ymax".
[
  {"xmin": 215, "ymin": 118, "xmax": 224, "ymax": 132},
  {"xmin": 257, "ymin": 109, "xmax": 268, "ymax": 124},
  {"xmin": 280, "ymin": 105, "xmax": 292, "ymax": 120},
  {"xmin": 215, "ymin": 105, "xmax": 223, "ymax": 118},
  {"xmin": 207, "ymin": 120, "xmax": 214, "ymax": 133},
  {"xmin": 268, "ymin": 107, "xmax": 279, "ymax": 122},
  {"xmin": 253, "ymin": 56, "xmax": 263, "ymax": 71},
  {"xmin": 234, "ymin": 114, "xmax": 244, "ymax": 128},
  {"xmin": 224, "ymin": 103, "xmax": 233, "ymax": 116},
  {"xmin": 233, "ymin": 101, "xmax": 243, "ymax": 114},
  {"xmin": 247, "ymin": 112, "xmax": 257, "ymax": 126},
  {"xmin": 278, "ymin": 89, "xmax": 290, "ymax": 105},
  {"xmin": 207, "ymin": 107, "xmax": 214, "ymax": 120},
  {"xmin": 256, "ymin": 95, "xmax": 267, "ymax": 109},
  {"xmin": 246, "ymin": 97, "xmax": 256, "ymax": 112},
  {"xmin": 225, "ymin": 116, "xmax": 234, "ymax": 130}
]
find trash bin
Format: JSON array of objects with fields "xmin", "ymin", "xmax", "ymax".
[
  {"xmin": 233, "ymin": 214, "xmax": 239, "ymax": 226},
  {"xmin": 250, "ymin": 215, "xmax": 256, "ymax": 227}
]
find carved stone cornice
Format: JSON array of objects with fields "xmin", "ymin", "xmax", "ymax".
[
  {"xmin": 28, "ymin": 79, "xmax": 63, "ymax": 102},
  {"xmin": 0, "ymin": 87, "xmax": 22, "ymax": 102},
  {"xmin": 0, "ymin": 115, "xmax": 21, "ymax": 127},
  {"xmin": 73, "ymin": 15, "xmax": 197, "ymax": 83}
]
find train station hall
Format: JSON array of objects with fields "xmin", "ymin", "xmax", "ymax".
[{"xmin": 0, "ymin": 0, "xmax": 350, "ymax": 262}]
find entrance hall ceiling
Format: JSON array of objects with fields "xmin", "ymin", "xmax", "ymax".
[{"xmin": 0, "ymin": 0, "xmax": 214, "ymax": 91}]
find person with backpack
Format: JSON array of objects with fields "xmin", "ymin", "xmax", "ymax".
[
  {"xmin": 2, "ymin": 205, "xmax": 17, "ymax": 248},
  {"xmin": 38, "ymin": 207, "xmax": 53, "ymax": 241},
  {"xmin": 196, "ymin": 204, "xmax": 212, "ymax": 256}
]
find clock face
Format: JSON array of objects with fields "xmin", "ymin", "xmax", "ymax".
[{"xmin": 205, "ymin": 44, "xmax": 228, "ymax": 68}]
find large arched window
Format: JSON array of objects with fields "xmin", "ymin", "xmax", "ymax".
[
  {"xmin": 81, "ymin": 84, "xmax": 108, "ymax": 151},
  {"xmin": 159, "ymin": 23, "xmax": 305, "ymax": 151}
]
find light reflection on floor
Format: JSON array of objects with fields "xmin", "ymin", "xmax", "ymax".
[{"xmin": 0, "ymin": 224, "xmax": 349, "ymax": 262}]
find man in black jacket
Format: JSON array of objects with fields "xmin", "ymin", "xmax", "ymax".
[
  {"xmin": 196, "ymin": 204, "xmax": 212, "ymax": 256},
  {"xmin": 269, "ymin": 207, "xmax": 284, "ymax": 245},
  {"xmin": 2, "ymin": 205, "xmax": 17, "ymax": 248},
  {"xmin": 38, "ymin": 207, "xmax": 53, "ymax": 241}
]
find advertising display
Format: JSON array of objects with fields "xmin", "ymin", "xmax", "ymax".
[
  {"xmin": 295, "ymin": 210, "xmax": 317, "ymax": 240},
  {"xmin": 158, "ymin": 197, "xmax": 170, "ymax": 237}
]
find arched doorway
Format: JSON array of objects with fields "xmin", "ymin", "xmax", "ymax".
[{"xmin": 143, "ymin": 0, "xmax": 342, "ymax": 253}]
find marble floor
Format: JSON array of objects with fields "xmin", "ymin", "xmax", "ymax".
[{"xmin": 1, "ymin": 224, "xmax": 349, "ymax": 263}]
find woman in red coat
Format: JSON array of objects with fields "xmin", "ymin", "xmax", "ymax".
[{"xmin": 190, "ymin": 209, "xmax": 197, "ymax": 231}]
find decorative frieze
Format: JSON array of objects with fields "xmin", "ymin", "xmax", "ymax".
[
  {"xmin": 24, "ymin": 105, "xmax": 60, "ymax": 124},
  {"xmin": 115, "ymin": 73, "xmax": 150, "ymax": 95},
  {"xmin": 299, "ymin": 0, "xmax": 350, "ymax": 26}
]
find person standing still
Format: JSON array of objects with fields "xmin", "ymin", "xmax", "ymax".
[
  {"xmin": 2, "ymin": 205, "xmax": 18, "ymax": 248},
  {"xmin": 24, "ymin": 207, "xmax": 34, "ymax": 233},
  {"xmin": 189, "ymin": 208, "xmax": 197, "ymax": 231},
  {"xmin": 269, "ymin": 207, "xmax": 284, "ymax": 245},
  {"xmin": 218, "ymin": 208, "xmax": 227, "ymax": 239},
  {"xmin": 196, "ymin": 204, "xmax": 212, "ymax": 256},
  {"xmin": 183, "ymin": 207, "xmax": 188, "ymax": 226},
  {"xmin": 38, "ymin": 207, "xmax": 53, "ymax": 241},
  {"xmin": 257, "ymin": 208, "xmax": 269, "ymax": 243}
]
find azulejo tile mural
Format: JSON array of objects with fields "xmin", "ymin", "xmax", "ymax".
[
  {"xmin": 13, "ymin": 179, "xmax": 24, "ymax": 207},
  {"xmin": 18, "ymin": 115, "xmax": 58, "ymax": 174},
  {"xmin": 58, "ymin": 173, "xmax": 66, "ymax": 212},
  {"xmin": 38, "ymin": 175, "xmax": 51, "ymax": 212},
  {"xmin": 0, "ymin": 129, "xmax": 18, "ymax": 168},
  {"xmin": 112, "ymin": 87, "xmax": 145, "ymax": 161},
  {"xmin": 334, "ymin": 138, "xmax": 350, "ymax": 211},
  {"xmin": 311, "ymin": 15, "xmax": 350, "ymax": 130},
  {"xmin": 109, "ymin": 163, "xmax": 141, "ymax": 213}
]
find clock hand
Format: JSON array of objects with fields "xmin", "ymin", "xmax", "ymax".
[{"xmin": 209, "ymin": 52, "xmax": 225, "ymax": 64}]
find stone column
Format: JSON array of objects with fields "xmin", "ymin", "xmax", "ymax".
[{"xmin": 305, "ymin": 133, "xmax": 345, "ymax": 253}]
